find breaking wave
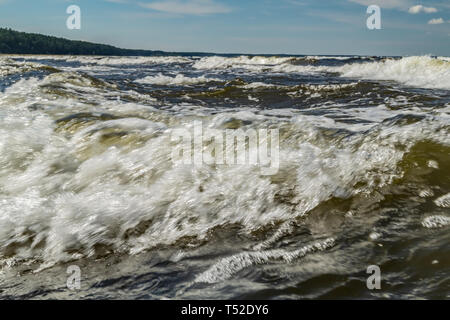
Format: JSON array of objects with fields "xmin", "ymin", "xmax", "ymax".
[
  {"xmin": 422, "ymin": 215, "xmax": 450, "ymax": 229},
  {"xmin": 193, "ymin": 55, "xmax": 297, "ymax": 70},
  {"xmin": 335, "ymin": 56, "xmax": 450, "ymax": 90},
  {"xmin": 195, "ymin": 238, "xmax": 335, "ymax": 283},
  {"xmin": 0, "ymin": 56, "xmax": 449, "ymax": 280},
  {"xmin": 135, "ymin": 73, "xmax": 221, "ymax": 85},
  {"xmin": 192, "ymin": 55, "xmax": 450, "ymax": 90},
  {"xmin": 16, "ymin": 55, "xmax": 193, "ymax": 66}
]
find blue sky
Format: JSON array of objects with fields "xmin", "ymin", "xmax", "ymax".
[{"xmin": 0, "ymin": 0, "xmax": 449, "ymax": 55}]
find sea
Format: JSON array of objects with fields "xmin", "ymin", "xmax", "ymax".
[{"xmin": 0, "ymin": 54, "xmax": 449, "ymax": 299}]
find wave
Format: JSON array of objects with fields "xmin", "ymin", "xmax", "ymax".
[
  {"xmin": 241, "ymin": 82, "xmax": 280, "ymax": 89},
  {"xmin": 135, "ymin": 73, "xmax": 221, "ymax": 85},
  {"xmin": 0, "ymin": 101, "xmax": 448, "ymax": 268},
  {"xmin": 6, "ymin": 55, "xmax": 450, "ymax": 91},
  {"xmin": 422, "ymin": 215, "xmax": 450, "ymax": 229},
  {"xmin": 192, "ymin": 55, "xmax": 450, "ymax": 90},
  {"xmin": 0, "ymin": 57, "xmax": 60, "ymax": 77},
  {"xmin": 434, "ymin": 193, "xmax": 450, "ymax": 208},
  {"xmin": 10, "ymin": 55, "xmax": 193, "ymax": 66},
  {"xmin": 335, "ymin": 56, "xmax": 450, "ymax": 90},
  {"xmin": 191, "ymin": 55, "xmax": 357, "ymax": 73},
  {"xmin": 194, "ymin": 238, "xmax": 335, "ymax": 283},
  {"xmin": 272, "ymin": 56, "xmax": 450, "ymax": 90},
  {"xmin": 193, "ymin": 55, "xmax": 298, "ymax": 70},
  {"xmin": 306, "ymin": 55, "xmax": 362, "ymax": 61},
  {"xmin": 0, "ymin": 57, "xmax": 449, "ymax": 271},
  {"xmin": 70, "ymin": 56, "xmax": 193, "ymax": 66},
  {"xmin": 8, "ymin": 55, "xmax": 449, "ymax": 90}
]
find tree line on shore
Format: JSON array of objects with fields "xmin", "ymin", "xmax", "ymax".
[{"xmin": 0, "ymin": 27, "xmax": 171, "ymax": 56}]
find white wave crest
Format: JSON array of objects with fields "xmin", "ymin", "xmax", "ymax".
[
  {"xmin": 0, "ymin": 58, "xmax": 47, "ymax": 77},
  {"xmin": 193, "ymin": 55, "xmax": 295, "ymax": 70},
  {"xmin": 195, "ymin": 238, "xmax": 335, "ymax": 283},
  {"xmin": 71, "ymin": 56, "xmax": 193, "ymax": 65},
  {"xmin": 335, "ymin": 56, "xmax": 450, "ymax": 90},
  {"xmin": 135, "ymin": 73, "xmax": 221, "ymax": 85},
  {"xmin": 422, "ymin": 215, "xmax": 450, "ymax": 229},
  {"xmin": 3, "ymin": 55, "xmax": 193, "ymax": 66},
  {"xmin": 434, "ymin": 193, "xmax": 450, "ymax": 208},
  {"xmin": 193, "ymin": 55, "xmax": 450, "ymax": 90}
]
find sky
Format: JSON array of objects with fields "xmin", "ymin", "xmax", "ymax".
[{"xmin": 0, "ymin": 0, "xmax": 449, "ymax": 56}]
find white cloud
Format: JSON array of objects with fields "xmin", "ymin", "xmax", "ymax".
[
  {"xmin": 348, "ymin": 0, "xmax": 412, "ymax": 9},
  {"xmin": 105, "ymin": 0, "xmax": 129, "ymax": 3},
  {"xmin": 428, "ymin": 18, "xmax": 444, "ymax": 24},
  {"xmin": 408, "ymin": 5, "xmax": 438, "ymax": 14},
  {"xmin": 139, "ymin": 0, "xmax": 231, "ymax": 15}
]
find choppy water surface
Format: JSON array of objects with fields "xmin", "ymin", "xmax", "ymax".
[{"xmin": 0, "ymin": 54, "xmax": 449, "ymax": 299}]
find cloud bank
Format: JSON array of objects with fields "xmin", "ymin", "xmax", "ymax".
[
  {"xmin": 428, "ymin": 18, "xmax": 444, "ymax": 24},
  {"xmin": 408, "ymin": 5, "xmax": 438, "ymax": 14},
  {"xmin": 139, "ymin": 0, "xmax": 231, "ymax": 15},
  {"xmin": 348, "ymin": 0, "xmax": 412, "ymax": 9}
]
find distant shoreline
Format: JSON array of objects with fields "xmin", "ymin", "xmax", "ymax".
[
  {"xmin": 0, "ymin": 28, "xmax": 181, "ymax": 57},
  {"xmin": 0, "ymin": 28, "xmax": 406, "ymax": 58}
]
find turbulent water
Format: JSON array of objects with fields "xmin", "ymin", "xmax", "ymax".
[{"xmin": 0, "ymin": 54, "xmax": 449, "ymax": 299}]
